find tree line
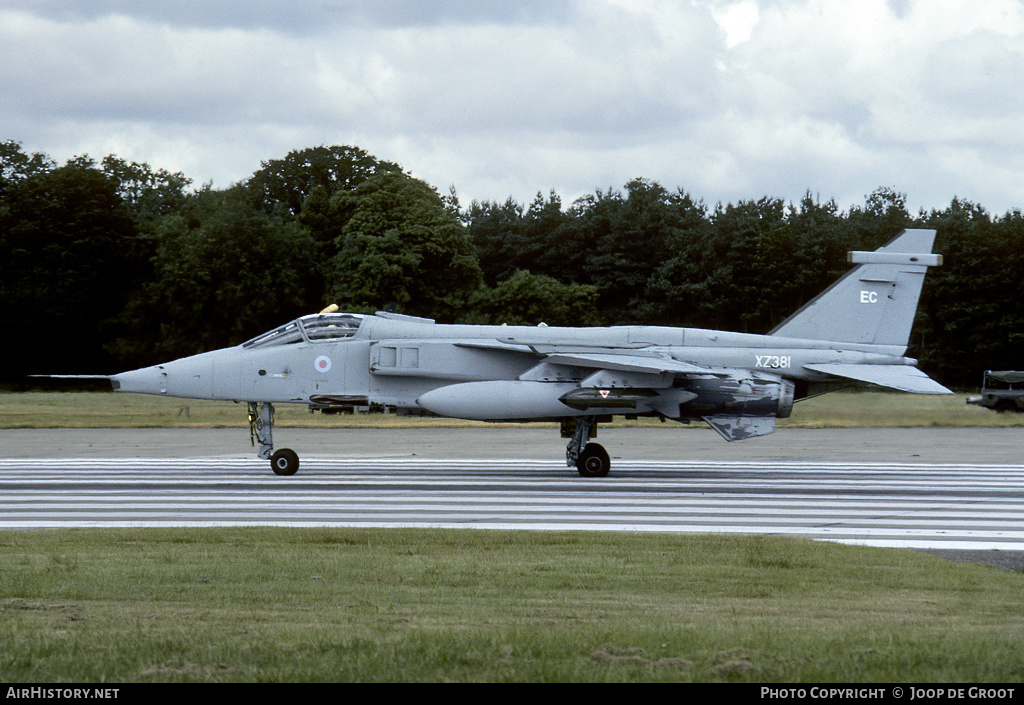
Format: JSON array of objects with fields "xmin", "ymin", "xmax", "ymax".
[{"xmin": 2, "ymin": 140, "xmax": 1022, "ymax": 389}]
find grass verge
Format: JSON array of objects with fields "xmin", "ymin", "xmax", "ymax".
[{"xmin": 2, "ymin": 528, "xmax": 1023, "ymax": 682}]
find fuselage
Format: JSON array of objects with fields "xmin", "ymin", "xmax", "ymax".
[{"xmin": 111, "ymin": 311, "xmax": 915, "ymax": 421}]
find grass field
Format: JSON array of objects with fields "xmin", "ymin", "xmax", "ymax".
[
  {"xmin": 0, "ymin": 390, "xmax": 1020, "ymax": 429},
  {"xmin": 2, "ymin": 528, "xmax": 1023, "ymax": 683},
  {"xmin": 2, "ymin": 391, "xmax": 1023, "ymax": 683}
]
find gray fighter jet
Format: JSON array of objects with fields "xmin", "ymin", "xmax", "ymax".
[{"xmin": 106, "ymin": 228, "xmax": 950, "ymax": 477}]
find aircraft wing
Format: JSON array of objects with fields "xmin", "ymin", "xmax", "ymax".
[
  {"xmin": 540, "ymin": 352, "xmax": 717, "ymax": 376},
  {"xmin": 804, "ymin": 363, "xmax": 953, "ymax": 394},
  {"xmin": 453, "ymin": 341, "xmax": 537, "ymax": 354}
]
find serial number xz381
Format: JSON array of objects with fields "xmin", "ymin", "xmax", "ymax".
[{"xmin": 755, "ymin": 355, "xmax": 792, "ymax": 369}]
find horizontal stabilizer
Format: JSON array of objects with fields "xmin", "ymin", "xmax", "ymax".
[
  {"xmin": 804, "ymin": 363, "xmax": 952, "ymax": 394},
  {"xmin": 703, "ymin": 416, "xmax": 777, "ymax": 441}
]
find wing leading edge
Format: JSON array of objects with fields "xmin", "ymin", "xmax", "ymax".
[{"xmin": 538, "ymin": 352, "xmax": 715, "ymax": 376}]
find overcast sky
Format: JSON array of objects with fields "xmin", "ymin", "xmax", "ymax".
[{"xmin": 3, "ymin": 0, "xmax": 1023, "ymax": 215}]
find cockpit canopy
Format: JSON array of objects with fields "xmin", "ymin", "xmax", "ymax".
[{"xmin": 243, "ymin": 312, "xmax": 364, "ymax": 349}]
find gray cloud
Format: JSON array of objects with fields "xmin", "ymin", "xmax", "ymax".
[
  {"xmin": 4, "ymin": 0, "xmax": 1024, "ymax": 214},
  {"xmin": 1, "ymin": 0, "xmax": 575, "ymax": 32}
]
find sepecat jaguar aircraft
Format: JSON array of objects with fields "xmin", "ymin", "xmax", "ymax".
[{"xmin": 101, "ymin": 228, "xmax": 950, "ymax": 477}]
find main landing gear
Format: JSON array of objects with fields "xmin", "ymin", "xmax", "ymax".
[
  {"xmin": 564, "ymin": 416, "xmax": 610, "ymax": 478},
  {"xmin": 248, "ymin": 402, "xmax": 299, "ymax": 476},
  {"xmin": 247, "ymin": 405, "xmax": 612, "ymax": 479}
]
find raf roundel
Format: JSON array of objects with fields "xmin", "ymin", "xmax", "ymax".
[{"xmin": 314, "ymin": 355, "xmax": 332, "ymax": 374}]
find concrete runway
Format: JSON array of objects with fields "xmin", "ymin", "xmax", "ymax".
[
  {"xmin": 3, "ymin": 425, "xmax": 1024, "ymax": 463},
  {"xmin": 3, "ymin": 427, "xmax": 1024, "ymax": 568}
]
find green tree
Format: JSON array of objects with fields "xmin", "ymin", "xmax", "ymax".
[
  {"xmin": 468, "ymin": 269, "xmax": 602, "ymax": 327},
  {"xmin": 465, "ymin": 191, "xmax": 578, "ymax": 287},
  {"xmin": 695, "ymin": 196, "xmax": 787, "ymax": 332},
  {"xmin": 127, "ymin": 188, "xmax": 320, "ymax": 361},
  {"xmin": 918, "ymin": 199, "xmax": 1023, "ymax": 388},
  {"xmin": 0, "ymin": 140, "xmax": 53, "ymax": 201},
  {"xmin": 465, "ymin": 197, "xmax": 526, "ymax": 285},
  {"xmin": 100, "ymin": 155, "xmax": 192, "ymax": 224},
  {"xmin": 247, "ymin": 145, "xmax": 402, "ymax": 216},
  {"xmin": 612, "ymin": 182, "xmax": 710, "ymax": 326},
  {"xmin": 754, "ymin": 193, "xmax": 847, "ymax": 330},
  {"xmin": 0, "ymin": 159, "xmax": 140, "ymax": 376},
  {"xmin": 518, "ymin": 191, "xmax": 571, "ymax": 279},
  {"xmin": 323, "ymin": 171, "xmax": 483, "ymax": 320},
  {"xmin": 845, "ymin": 186, "xmax": 915, "ymax": 248}
]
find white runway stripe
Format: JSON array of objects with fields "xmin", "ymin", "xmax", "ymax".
[{"xmin": 2, "ymin": 458, "xmax": 1024, "ymax": 550}]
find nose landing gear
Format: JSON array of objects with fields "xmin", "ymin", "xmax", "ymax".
[{"xmin": 248, "ymin": 402, "xmax": 300, "ymax": 476}]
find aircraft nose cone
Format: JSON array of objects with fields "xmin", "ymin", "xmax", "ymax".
[
  {"xmin": 111, "ymin": 366, "xmax": 167, "ymax": 395},
  {"xmin": 111, "ymin": 351, "xmax": 221, "ymax": 398}
]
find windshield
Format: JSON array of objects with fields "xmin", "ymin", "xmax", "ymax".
[
  {"xmin": 243, "ymin": 313, "xmax": 364, "ymax": 348},
  {"xmin": 303, "ymin": 312, "xmax": 364, "ymax": 341}
]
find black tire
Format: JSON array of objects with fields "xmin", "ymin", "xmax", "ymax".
[
  {"xmin": 576, "ymin": 443, "xmax": 610, "ymax": 478},
  {"xmin": 270, "ymin": 448, "xmax": 300, "ymax": 476}
]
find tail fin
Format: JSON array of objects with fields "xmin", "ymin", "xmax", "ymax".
[{"xmin": 769, "ymin": 228, "xmax": 942, "ymax": 348}]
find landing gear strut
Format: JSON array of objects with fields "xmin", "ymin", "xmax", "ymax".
[
  {"xmin": 564, "ymin": 416, "xmax": 610, "ymax": 478},
  {"xmin": 248, "ymin": 402, "xmax": 300, "ymax": 476}
]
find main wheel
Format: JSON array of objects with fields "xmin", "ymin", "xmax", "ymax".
[
  {"xmin": 270, "ymin": 448, "xmax": 300, "ymax": 476},
  {"xmin": 576, "ymin": 443, "xmax": 610, "ymax": 478}
]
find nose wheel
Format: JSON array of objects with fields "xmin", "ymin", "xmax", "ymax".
[
  {"xmin": 249, "ymin": 402, "xmax": 301, "ymax": 476},
  {"xmin": 271, "ymin": 448, "xmax": 300, "ymax": 476}
]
